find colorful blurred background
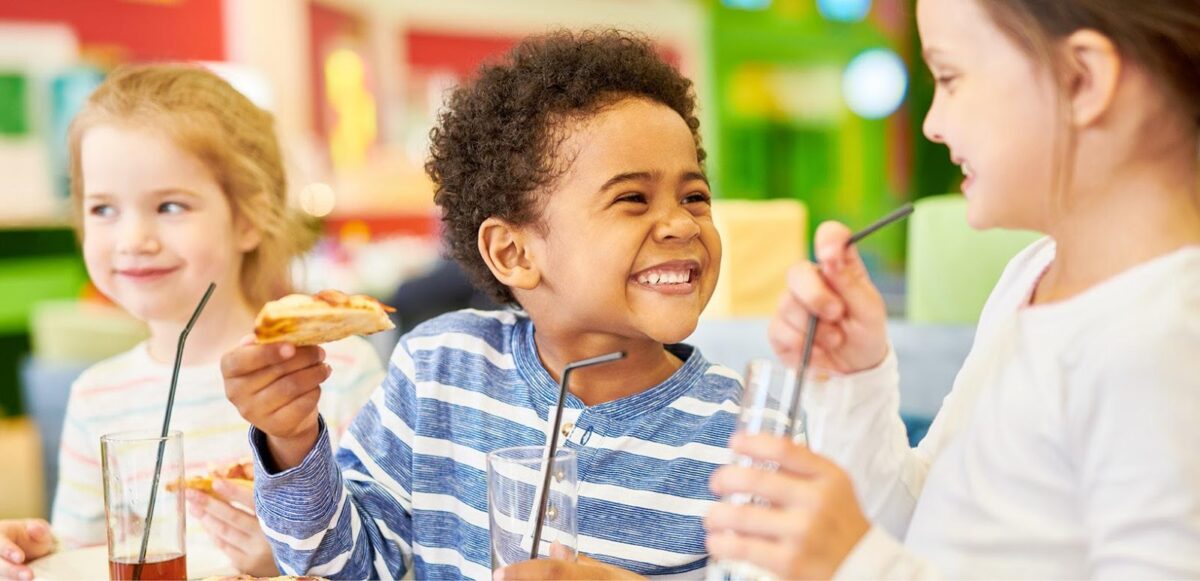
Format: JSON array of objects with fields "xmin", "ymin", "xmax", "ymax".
[{"xmin": 0, "ymin": 0, "xmax": 1041, "ymax": 519}]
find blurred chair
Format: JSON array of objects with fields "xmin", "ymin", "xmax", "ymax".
[
  {"xmin": 906, "ymin": 194, "xmax": 1041, "ymax": 324},
  {"xmin": 707, "ymin": 198, "xmax": 807, "ymax": 318},
  {"xmin": 0, "ymin": 417, "xmax": 45, "ymax": 519}
]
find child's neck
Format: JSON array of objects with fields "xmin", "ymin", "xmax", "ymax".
[
  {"xmin": 533, "ymin": 327, "xmax": 683, "ymax": 407},
  {"xmin": 144, "ymin": 287, "xmax": 258, "ymax": 366},
  {"xmin": 1036, "ymin": 156, "xmax": 1200, "ymax": 305}
]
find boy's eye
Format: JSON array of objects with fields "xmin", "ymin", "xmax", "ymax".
[
  {"xmin": 683, "ymin": 191, "xmax": 712, "ymax": 205},
  {"xmin": 616, "ymin": 192, "xmax": 647, "ymax": 204},
  {"xmin": 88, "ymin": 204, "xmax": 115, "ymax": 218},
  {"xmin": 158, "ymin": 201, "xmax": 189, "ymax": 214}
]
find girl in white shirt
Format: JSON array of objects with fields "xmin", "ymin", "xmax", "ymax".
[{"xmin": 704, "ymin": 0, "xmax": 1200, "ymax": 578}]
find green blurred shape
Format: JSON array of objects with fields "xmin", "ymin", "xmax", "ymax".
[
  {"xmin": 906, "ymin": 194, "xmax": 1042, "ymax": 324},
  {"xmin": 0, "ymin": 256, "xmax": 88, "ymax": 335},
  {"xmin": 0, "ymin": 73, "xmax": 29, "ymax": 136}
]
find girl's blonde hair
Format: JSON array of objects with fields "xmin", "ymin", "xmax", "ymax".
[{"xmin": 68, "ymin": 64, "xmax": 319, "ymax": 308}]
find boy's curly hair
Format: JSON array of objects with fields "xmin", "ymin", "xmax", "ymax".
[{"xmin": 426, "ymin": 29, "xmax": 705, "ymax": 306}]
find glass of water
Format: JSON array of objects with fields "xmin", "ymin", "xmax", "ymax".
[
  {"xmin": 708, "ymin": 359, "xmax": 805, "ymax": 581},
  {"xmin": 487, "ymin": 446, "xmax": 579, "ymax": 570}
]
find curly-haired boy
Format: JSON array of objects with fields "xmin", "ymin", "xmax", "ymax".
[{"xmin": 222, "ymin": 29, "xmax": 740, "ymax": 579}]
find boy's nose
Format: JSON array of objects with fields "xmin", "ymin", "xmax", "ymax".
[{"xmin": 654, "ymin": 207, "xmax": 701, "ymax": 242}]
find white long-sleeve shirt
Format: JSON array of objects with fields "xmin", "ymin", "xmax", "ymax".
[{"xmin": 804, "ymin": 239, "xmax": 1200, "ymax": 579}]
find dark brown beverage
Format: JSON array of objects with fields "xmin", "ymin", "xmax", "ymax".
[{"xmin": 108, "ymin": 553, "xmax": 187, "ymax": 580}]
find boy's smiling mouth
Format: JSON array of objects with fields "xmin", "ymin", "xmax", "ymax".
[{"xmin": 630, "ymin": 259, "xmax": 700, "ymax": 295}]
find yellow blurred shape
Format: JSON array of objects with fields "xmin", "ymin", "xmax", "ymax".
[{"xmin": 707, "ymin": 198, "xmax": 808, "ymax": 317}]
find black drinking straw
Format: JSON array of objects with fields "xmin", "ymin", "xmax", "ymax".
[
  {"xmin": 132, "ymin": 282, "xmax": 216, "ymax": 580},
  {"xmin": 785, "ymin": 204, "xmax": 914, "ymax": 437},
  {"xmin": 529, "ymin": 351, "xmax": 626, "ymax": 561}
]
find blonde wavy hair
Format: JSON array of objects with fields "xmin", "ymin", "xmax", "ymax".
[{"xmin": 68, "ymin": 64, "xmax": 319, "ymax": 308}]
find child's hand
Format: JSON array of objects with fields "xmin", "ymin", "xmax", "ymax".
[
  {"xmin": 769, "ymin": 221, "xmax": 889, "ymax": 374},
  {"xmin": 704, "ymin": 433, "xmax": 870, "ymax": 580},
  {"xmin": 186, "ymin": 480, "xmax": 279, "ymax": 577},
  {"xmin": 0, "ymin": 519, "xmax": 54, "ymax": 580},
  {"xmin": 222, "ymin": 336, "xmax": 331, "ymax": 470},
  {"xmin": 494, "ymin": 546, "xmax": 644, "ymax": 580}
]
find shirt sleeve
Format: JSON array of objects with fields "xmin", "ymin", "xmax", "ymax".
[
  {"xmin": 252, "ymin": 341, "xmax": 419, "ymax": 580},
  {"xmin": 833, "ymin": 525, "xmax": 941, "ymax": 580},
  {"xmin": 48, "ymin": 376, "xmax": 108, "ymax": 549},
  {"xmin": 803, "ymin": 337, "xmax": 997, "ymax": 540}
]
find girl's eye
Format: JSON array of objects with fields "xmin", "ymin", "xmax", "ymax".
[
  {"xmin": 158, "ymin": 201, "xmax": 188, "ymax": 214},
  {"xmin": 684, "ymin": 191, "xmax": 712, "ymax": 205},
  {"xmin": 88, "ymin": 204, "xmax": 115, "ymax": 218},
  {"xmin": 616, "ymin": 193, "xmax": 647, "ymax": 204},
  {"xmin": 934, "ymin": 75, "xmax": 958, "ymax": 89}
]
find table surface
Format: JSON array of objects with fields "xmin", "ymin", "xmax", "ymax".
[{"xmin": 30, "ymin": 544, "xmax": 237, "ymax": 580}]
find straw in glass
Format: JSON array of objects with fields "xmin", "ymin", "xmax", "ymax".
[
  {"xmin": 528, "ymin": 350, "xmax": 625, "ymax": 561},
  {"xmin": 132, "ymin": 282, "xmax": 215, "ymax": 580}
]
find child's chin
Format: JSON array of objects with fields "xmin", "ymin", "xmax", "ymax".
[{"xmin": 640, "ymin": 316, "xmax": 700, "ymax": 345}]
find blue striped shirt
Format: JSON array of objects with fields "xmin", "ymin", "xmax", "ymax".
[{"xmin": 251, "ymin": 309, "xmax": 742, "ymax": 579}]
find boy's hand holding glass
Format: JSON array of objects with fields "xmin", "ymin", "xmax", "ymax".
[
  {"xmin": 221, "ymin": 335, "xmax": 330, "ymax": 470},
  {"xmin": 186, "ymin": 479, "xmax": 279, "ymax": 577},
  {"xmin": 0, "ymin": 519, "xmax": 54, "ymax": 581},
  {"xmin": 769, "ymin": 221, "xmax": 889, "ymax": 374},
  {"xmin": 705, "ymin": 433, "xmax": 870, "ymax": 580}
]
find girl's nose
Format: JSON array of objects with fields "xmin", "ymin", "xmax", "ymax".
[{"xmin": 117, "ymin": 217, "xmax": 161, "ymax": 255}]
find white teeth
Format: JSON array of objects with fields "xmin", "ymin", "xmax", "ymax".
[
  {"xmin": 961, "ymin": 162, "xmax": 973, "ymax": 177},
  {"xmin": 638, "ymin": 269, "xmax": 691, "ymax": 285}
]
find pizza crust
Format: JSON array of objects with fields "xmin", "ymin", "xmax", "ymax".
[{"xmin": 254, "ymin": 290, "xmax": 395, "ymax": 346}]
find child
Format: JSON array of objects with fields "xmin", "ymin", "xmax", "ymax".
[
  {"xmin": 705, "ymin": 0, "xmax": 1200, "ymax": 578},
  {"xmin": 0, "ymin": 65, "xmax": 382, "ymax": 580},
  {"xmin": 221, "ymin": 30, "xmax": 742, "ymax": 579}
]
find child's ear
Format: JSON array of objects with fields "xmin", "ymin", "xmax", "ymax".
[
  {"xmin": 234, "ymin": 214, "xmax": 262, "ymax": 253},
  {"xmin": 478, "ymin": 217, "xmax": 540, "ymax": 292},
  {"xmin": 1062, "ymin": 29, "xmax": 1121, "ymax": 128}
]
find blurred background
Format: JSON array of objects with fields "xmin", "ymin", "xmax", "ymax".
[{"xmin": 0, "ymin": 0, "xmax": 1038, "ymax": 519}]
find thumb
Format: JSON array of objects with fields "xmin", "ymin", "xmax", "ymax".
[
  {"xmin": 16, "ymin": 520, "xmax": 54, "ymax": 560},
  {"xmin": 213, "ymin": 478, "xmax": 256, "ymax": 511},
  {"xmin": 813, "ymin": 222, "xmax": 881, "ymax": 315}
]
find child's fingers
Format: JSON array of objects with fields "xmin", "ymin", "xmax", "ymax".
[
  {"xmin": 261, "ymin": 387, "xmax": 322, "ymax": 430},
  {"xmin": 731, "ymin": 433, "xmax": 838, "ymax": 478},
  {"xmin": 705, "ymin": 531, "xmax": 790, "ymax": 580},
  {"xmin": 212, "ymin": 478, "xmax": 256, "ymax": 510},
  {"xmin": 233, "ymin": 349, "xmax": 326, "ymax": 398},
  {"xmin": 705, "ymin": 501, "xmax": 800, "ymax": 540},
  {"xmin": 253, "ymin": 364, "xmax": 330, "ymax": 412},
  {"xmin": 221, "ymin": 342, "xmax": 316, "ymax": 379},
  {"xmin": 0, "ymin": 557, "xmax": 32, "ymax": 581},
  {"xmin": 783, "ymin": 262, "xmax": 845, "ymax": 322},
  {"xmin": 814, "ymin": 222, "xmax": 884, "ymax": 316}
]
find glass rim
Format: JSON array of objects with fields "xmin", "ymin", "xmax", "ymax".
[
  {"xmin": 100, "ymin": 429, "xmax": 183, "ymax": 444},
  {"xmin": 487, "ymin": 445, "xmax": 576, "ymax": 466}
]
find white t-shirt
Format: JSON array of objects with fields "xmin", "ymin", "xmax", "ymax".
[
  {"xmin": 804, "ymin": 239, "xmax": 1200, "ymax": 579},
  {"xmin": 49, "ymin": 335, "xmax": 384, "ymax": 559}
]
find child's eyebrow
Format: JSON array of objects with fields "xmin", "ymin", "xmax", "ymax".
[
  {"xmin": 598, "ymin": 170, "xmax": 709, "ymax": 192},
  {"xmin": 598, "ymin": 171, "xmax": 655, "ymax": 192}
]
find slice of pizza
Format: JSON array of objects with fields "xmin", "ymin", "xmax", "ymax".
[
  {"xmin": 167, "ymin": 460, "xmax": 255, "ymax": 499},
  {"xmin": 254, "ymin": 289, "xmax": 395, "ymax": 346}
]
